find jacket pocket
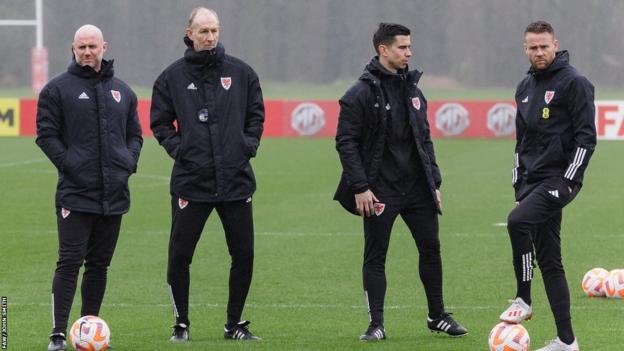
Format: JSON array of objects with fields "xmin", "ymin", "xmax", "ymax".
[
  {"xmin": 61, "ymin": 148, "xmax": 80, "ymax": 179},
  {"xmin": 244, "ymin": 137, "xmax": 256, "ymax": 158},
  {"xmin": 543, "ymin": 176, "xmax": 574, "ymax": 207},
  {"xmin": 61, "ymin": 148, "xmax": 96, "ymax": 188}
]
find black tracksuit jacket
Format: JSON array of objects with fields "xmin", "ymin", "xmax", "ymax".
[
  {"xmin": 512, "ymin": 51, "xmax": 596, "ymax": 198},
  {"xmin": 150, "ymin": 38, "xmax": 264, "ymax": 202},
  {"xmin": 36, "ymin": 59, "xmax": 143, "ymax": 215},
  {"xmin": 334, "ymin": 57, "xmax": 442, "ymax": 215}
]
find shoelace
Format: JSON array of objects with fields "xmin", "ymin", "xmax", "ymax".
[{"xmin": 505, "ymin": 299, "xmax": 526, "ymax": 312}]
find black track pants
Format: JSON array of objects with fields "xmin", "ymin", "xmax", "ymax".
[
  {"xmin": 51, "ymin": 209, "xmax": 122, "ymax": 334},
  {"xmin": 167, "ymin": 197, "xmax": 254, "ymax": 326},
  {"xmin": 507, "ymin": 177, "xmax": 579, "ymax": 342},
  {"xmin": 362, "ymin": 193, "xmax": 443, "ymax": 326}
]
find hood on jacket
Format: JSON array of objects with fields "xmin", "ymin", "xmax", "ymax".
[{"xmin": 529, "ymin": 50, "xmax": 569, "ymax": 77}]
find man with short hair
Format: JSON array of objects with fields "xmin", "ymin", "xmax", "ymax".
[
  {"xmin": 334, "ymin": 22, "xmax": 467, "ymax": 341},
  {"xmin": 150, "ymin": 7, "xmax": 264, "ymax": 342},
  {"xmin": 500, "ymin": 20, "xmax": 596, "ymax": 351},
  {"xmin": 36, "ymin": 24, "xmax": 143, "ymax": 351}
]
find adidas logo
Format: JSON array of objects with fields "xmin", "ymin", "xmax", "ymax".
[
  {"xmin": 522, "ymin": 96, "xmax": 528, "ymax": 103},
  {"xmin": 548, "ymin": 190, "xmax": 559, "ymax": 198},
  {"xmin": 187, "ymin": 82, "xmax": 197, "ymax": 90},
  {"xmin": 436, "ymin": 320, "xmax": 452, "ymax": 332},
  {"xmin": 78, "ymin": 92, "xmax": 89, "ymax": 99}
]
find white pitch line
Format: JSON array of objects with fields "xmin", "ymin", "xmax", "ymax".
[
  {"xmin": 256, "ymin": 231, "xmax": 359, "ymax": 237},
  {"xmin": 0, "ymin": 159, "xmax": 47, "ymax": 168},
  {"xmin": 134, "ymin": 173, "xmax": 170, "ymax": 181},
  {"xmin": 449, "ymin": 232, "xmax": 502, "ymax": 238},
  {"xmin": 8, "ymin": 302, "xmax": 623, "ymax": 312},
  {"xmin": 131, "ymin": 183, "xmax": 169, "ymax": 189},
  {"xmin": 9, "ymin": 229, "xmax": 624, "ymax": 240},
  {"xmin": 130, "ymin": 173, "xmax": 171, "ymax": 188},
  {"xmin": 122, "ymin": 230, "xmax": 360, "ymax": 237}
]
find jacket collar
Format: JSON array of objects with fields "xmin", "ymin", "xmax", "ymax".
[
  {"xmin": 67, "ymin": 57, "xmax": 114, "ymax": 80},
  {"xmin": 360, "ymin": 56, "xmax": 422, "ymax": 86},
  {"xmin": 528, "ymin": 50, "xmax": 569, "ymax": 77},
  {"xmin": 183, "ymin": 36, "xmax": 225, "ymax": 69}
]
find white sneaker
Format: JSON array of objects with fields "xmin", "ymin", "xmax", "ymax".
[
  {"xmin": 499, "ymin": 297, "xmax": 532, "ymax": 323},
  {"xmin": 535, "ymin": 337, "xmax": 579, "ymax": 351}
]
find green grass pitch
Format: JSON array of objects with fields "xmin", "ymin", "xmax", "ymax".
[{"xmin": 1, "ymin": 137, "xmax": 623, "ymax": 350}]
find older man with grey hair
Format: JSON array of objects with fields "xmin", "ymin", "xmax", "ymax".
[{"xmin": 151, "ymin": 7, "xmax": 264, "ymax": 342}]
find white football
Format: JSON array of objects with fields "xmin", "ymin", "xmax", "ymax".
[
  {"xmin": 604, "ymin": 269, "xmax": 624, "ymax": 299},
  {"xmin": 581, "ymin": 267, "xmax": 609, "ymax": 297},
  {"xmin": 69, "ymin": 315, "xmax": 111, "ymax": 351},
  {"xmin": 488, "ymin": 322, "xmax": 530, "ymax": 351}
]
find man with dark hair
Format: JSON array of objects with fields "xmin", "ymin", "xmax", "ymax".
[
  {"xmin": 36, "ymin": 24, "xmax": 143, "ymax": 351},
  {"xmin": 334, "ymin": 22, "xmax": 467, "ymax": 341},
  {"xmin": 150, "ymin": 6, "xmax": 264, "ymax": 343},
  {"xmin": 499, "ymin": 20, "xmax": 595, "ymax": 351}
]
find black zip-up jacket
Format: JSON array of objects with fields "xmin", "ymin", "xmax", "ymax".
[
  {"xmin": 334, "ymin": 57, "xmax": 442, "ymax": 215},
  {"xmin": 512, "ymin": 51, "xmax": 596, "ymax": 197},
  {"xmin": 36, "ymin": 59, "xmax": 143, "ymax": 215},
  {"xmin": 369, "ymin": 59, "xmax": 426, "ymax": 198},
  {"xmin": 150, "ymin": 38, "xmax": 264, "ymax": 202}
]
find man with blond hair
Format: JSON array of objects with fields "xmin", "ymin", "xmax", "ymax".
[
  {"xmin": 151, "ymin": 7, "xmax": 264, "ymax": 342},
  {"xmin": 36, "ymin": 24, "xmax": 142, "ymax": 351},
  {"xmin": 500, "ymin": 20, "xmax": 596, "ymax": 351}
]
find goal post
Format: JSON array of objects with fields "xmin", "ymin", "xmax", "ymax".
[{"xmin": 0, "ymin": 0, "xmax": 47, "ymax": 93}]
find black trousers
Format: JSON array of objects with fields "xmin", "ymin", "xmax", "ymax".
[
  {"xmin": 51, "ymin": 209, "xmax": 122, "ymax": 334},
  {"xmin": 507, "ymin": 177, "xmax": 580, "ymax": 341},
  {"xmin": 362, "ymin": 189, "xmax": 443, "ymax": 326},
  {"xmin": 167, "ymin": 196, "xmax": 254, "ymax": 327}
]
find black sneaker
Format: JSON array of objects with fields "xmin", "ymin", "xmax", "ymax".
[
  {"xmin": 47, "ymin": 333, "xmax": 67, "ymax": 351},
  {"xmin": 170, "ymin": 323, "xmax": 189, "ymax": 342},
  {"xmin": 359, "ymin": 325, "xmax": 386, "ymax": 341},
  {"xmin": 224, "ymin": 320, "xmax": 261, "ymax": 340},
  {"xmin": 427, "ymin": 312, "xmax": 468, "ymax": 337}
]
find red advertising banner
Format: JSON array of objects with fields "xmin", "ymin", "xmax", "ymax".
[
  {"xmin": 595, "ymin": 100, "xmax": 624, "ymax": 140},
  {"xmin": 13, "ymin": 99, "xmax": 624, "ymax": 140},
  {"xmin": 265, "ymin": 100, "xmax": 339, "ymax": 137},
  {"xmin": 137, "ymin": 99, "xmax": 153, "ymax": 137},
  {"xmin": 19, "ymin": 99, "xmax": 37, "ymax": 136},
  {"xmin": 427, "ymin": 101, "xmax": 516, "ymax": 138}
]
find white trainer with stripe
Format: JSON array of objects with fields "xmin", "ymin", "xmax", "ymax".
[{"xmin": 500, "ymin": 297, "xmax": 533, "ymax": 323}]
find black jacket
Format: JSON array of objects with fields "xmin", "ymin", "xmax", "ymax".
[
  {"xmin": 512, "ymin": 51, "xmax": 596, "ymax": 197},
  {"xmin": 150, "ymin": 38, "xmax": 264, "ymax": 202},
  {"xmin": 36, "ymin": 59, "xmax": 143, "ymax": 215},
  {"xmin": 334, "ymin": 57, "xmax": 442, "ymax": 215}
]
